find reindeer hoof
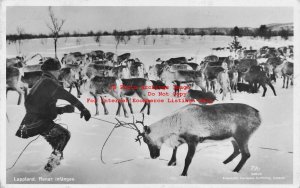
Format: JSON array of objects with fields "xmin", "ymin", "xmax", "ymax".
[
  {"xmin": 104, "ymin": 111, "xmax": 109, "ymax": 115},
  {"xmin": 168, "ymin": 161, "xmax": 176, "ymax": 166},
  {"xmin": 124, "ymin": 114, "xmax": 129, "ymax": 118},
  {"xmin": 95, "ymin": 113, "xmax": 99, "ymax": 116},
  {"xmin": 181, "ymin": 172, "xmax": 187, "ymax": 176}
]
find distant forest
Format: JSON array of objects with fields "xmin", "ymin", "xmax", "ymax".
[{"xmin": 7, "ymin": 25, "xmax": 293, "ymax": 42}]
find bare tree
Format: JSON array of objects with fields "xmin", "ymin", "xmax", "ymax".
[
  {"xmin": 16, "ymin": 26, "xmax": 25, "ymax": 55},
  {"xmin": 76, "ymin": 37, "xmax": 82, "ymax": 45},
  {"xmin": 46, "ymin": 6, "xmax": 65, "ymax": 58},
  {"xmin": 152, "ymin": 35, "xmax": 157, "ymax": 45},
  {"xmin": 94, "ymin": 35, "xmax": 102, "ymax": 46},
  {"xmin": 140, "ymin": 31, "xmax": 147, "ymax": 45},
  {"xmin": 113, "ymin": 30, "xmax": 124, "ymax": 52},
  {"xmin": 123, "ymin": 35, "xmax": 131, "ymax": 45},
  {"xmin": 141, "ymin": 35, "xmax": 147, "ymax": 45},
  {"xmin": 94, "ymin": 31, "xmax": 102, "ymax": 46}
]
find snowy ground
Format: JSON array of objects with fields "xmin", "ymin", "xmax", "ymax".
[{"xmin": 6, "ymin": 36, "xmax": 293, "ymax": 184}]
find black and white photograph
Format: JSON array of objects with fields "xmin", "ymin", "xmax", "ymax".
[{"xmin": 3, "ymin": 0, "xmax": 298, "ymax": 185}]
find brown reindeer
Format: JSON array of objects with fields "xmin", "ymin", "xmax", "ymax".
[
  {"xmin": 279, "ymin": 61, "xmax": 293, "ymax": 89},
  {"xmin": 61, "ymin": 52, "xmax": 86, "ymax": 65},
  {"xmin": 117, "ymin": 53, "xmax": 131, "ymax": 65},
  {"xmin": 217, "ymin": 71, "xmax": 233, "ymax": 100},
  {"xmin": 80, "ymin": 76, "xmax": 152, "ymax": 117},
  {"xmin": 160, "ymin": 65, "xmax": 206, "ymax": 92},
  {"xmin": 86, "ymin": 50, "xmax": 106, "ymax": 61},
  {"xmin": 127, "ymin": 59, "xmax": 146, "ymax": 78},
  {"xmin": 156, "ymin": 57, "xmax": 193, "ymax": 65},
  {"xmin": 185, "ymin": 89, "xmax": 217, "ymax": 104},
  {"xmin": 244, "ymin": 65, "xmax": 276, "ymax": 97}
]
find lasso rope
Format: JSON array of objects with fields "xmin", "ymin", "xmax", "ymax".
[
  {"xmin": 100, "ymin": 123, "xmax": 120, "ymax": 164},
  {"xmin": 73, "ymin": 111, "xmax": 142, "ymax": 164},
  {"xmin": 6, "ymin": 135, "xmax": 40, "ymax": 171},
  {"xmin": 6, "ymin": 115, "xmax": 67, "ymax": 171}
]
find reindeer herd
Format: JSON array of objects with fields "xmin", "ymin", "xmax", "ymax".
[{"xmin": 6, "ymin": 44, "xmax": 294, "ymax": 176}]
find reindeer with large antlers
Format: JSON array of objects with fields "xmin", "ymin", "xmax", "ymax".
[{"xmin": 132, "ymin": 103, "xmax": 261, "ymax": 176}]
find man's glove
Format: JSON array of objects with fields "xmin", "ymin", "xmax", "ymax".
[
  {"xmin": 80, "ymin": 108, "xmax": 91, "ymax": 121},
  {"xmin": 57, "ymin": 105, "xmax": 75, "ymax": 114}
]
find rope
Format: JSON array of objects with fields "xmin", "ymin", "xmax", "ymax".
[
  {"xmin": 100, "ymin": 124, "xmax": 119, "ymax": 164},
  {"xmin": 73, "ymin": 111, "xmax": 117, "ymax": 125},
  {"xmin": 75, "ymin": 111, "xmax": 140, "ymax": 164},
  {"xmin": 6, "ymin": 135, "xmax": 40, "ymax": 171},
  {"xmin": 6, "ymin": 115, "xmax": 66, "ymax": 171}
]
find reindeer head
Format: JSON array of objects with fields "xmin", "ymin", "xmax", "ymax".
[
  {"xmin": 79, "ymin": 74, "xmax": 94, "ymax": 94},
  {"xmin": 131, "ymin": 114, "xmax": 161, "ymax": 159},
  {"xmin": 58, "ymin": 67, "xmax": 77, "ymax": 88},
  {"xmin": 142, "ymin": 126, "xmax": 161, "ymax": 159}
]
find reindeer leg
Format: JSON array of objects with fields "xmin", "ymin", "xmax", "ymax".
[
  {"xmin": 261, "ymin": 84, "xmax": 267, "ymax": 97},
  {"xmin": 17, "ymin": 90, "xmax": 22, "ymax": 105},
  {"xmin": 68, "ymin": 83, "xmax": 73, "ymax": 93},
  {"xmin": 233, "ymin": 135, "xmax": 251, "ymax": 173},
  {"xmin": 75, "ymin": 82, "xmax": 81, "ymax": 98},
  {"xmin": 273, "ymin": 74, "xmax": 276, "ymax": 83},
  {"xmin": 267, "ymin": 82, "xmax": 277, "ymax": 96},
  {"xmin": 286, "ymin": 76, "xmax": 289, "ymax": 89},
  {"xmin": 116, "ymin": 102, "xmax": 121, "ymax": 116},
  {"xmin": 140, "ymin": 103, "xmax": 147, "ymax": 113},
  {"xmin": 178, "ymin": 82, "xmax": 181, "ymax": 97},
  {"xmin": 147, "ymin": 101, "xmax": 151, "ymax": 115},
  {"xmin": 120, "ymin": 99, "xmax": 129, "ymax": 118},
  {"xmin": 181, "ymin": 142, "xmax": 197, "ymax": 176},
  {"xmin": 222, "ymin": 88, "xmax": 225, "ymax": 101},
  {"xmin": 14, "ymin": 87, "xmax": 23, "ymax": 105},
  {"xmin": 282, "ymin": 76, "xmax": 285, "ymax": 88},
  {"xmin": 206, "ymin": 79, "xmax": 209, "ymax": 92},
  {"xmin": 100, "ymin": 96, "xmax": 109, "ymax": 115},
  {"xmin": 23, "ymin": 87, "xmax": 28, "ymax": 100},
  {"xmin": 228, "ymin": 86, "xmax": 233, "ymax": 100},
  {"xmin": 234, "ymin": 83, "xmax": 237, "ymax": 93},
  {"xmin": 254, "ymin": 83, "xmax": 258, "ymax": 93},
  {"xmin": 138, "ymin": 91, "xmax": 149, "ymax": 114},
  {"xmin": 90, "ymin": 92, "xmax": 99, "ymax": 116},
  {"xmin": 223, "ymin": 140, "xmax": 240, "ymax": 164},
  {"xmin": 168, "ymin": 147, "xmax": 178, "ymax": 166},
  {"xmin": 127, "ymin": 97, "xmax": 134, "ymax": 114}
]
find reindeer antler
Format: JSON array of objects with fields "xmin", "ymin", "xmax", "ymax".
[
  {"xmin": 115, "ymin": 116, "xmax": 145, "ymax": 145},
  {"xmin": 136, "ymin": 113, "xmax": 145, "ymax": 127},
  {"xmin": 131, "ymin": 115, "xmax": 145, "ymax": 145}
]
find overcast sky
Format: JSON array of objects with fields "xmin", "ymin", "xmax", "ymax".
[{"xmin": 6, "ymin": 6, "xmax": 293, "ymax": 34}]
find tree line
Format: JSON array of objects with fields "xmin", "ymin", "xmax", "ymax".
[
  {"xmin": 7, "ymin": 25, "xmax": 293, "ymax": 42},
  {"xmin": 230, "ymin": 25, "xmax": 292, "ymax": 40}
]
